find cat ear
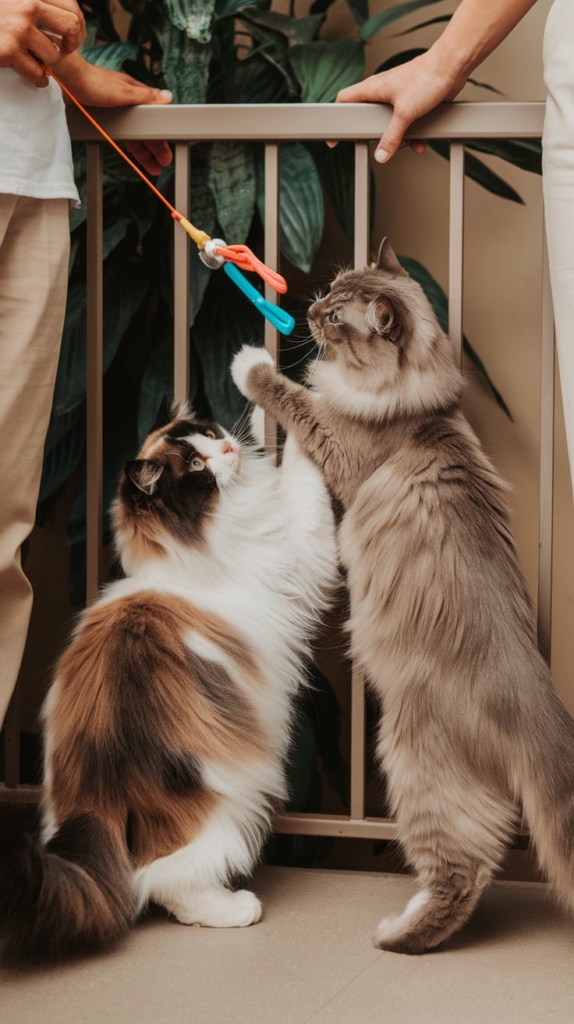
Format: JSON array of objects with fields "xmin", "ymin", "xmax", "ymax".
[
  {"xmin": 374, "ymin": 238, "xmax": 406, "ymax": 277},
  {"xmin": 125, "ymin": 459, "xmax": 164, "ymax": 496},
  {"xmin": 170, "ymin": 400, "xmax": 196, "ymax": 423},
  {"xmin": 367, "ymin": 299, "xmax": 402, "ymax": 344}
]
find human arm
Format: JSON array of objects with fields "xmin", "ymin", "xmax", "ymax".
[
  {"xmin": 0, "ymin": 0, "xmax": 86, "ymax": 87},
  {"xmin": 336, "ymin": 0, "xmax": 539, "ymax": 162},
  {"xmin": 55, "ymin": 50, "xmax": 173, "ymax": 176}
]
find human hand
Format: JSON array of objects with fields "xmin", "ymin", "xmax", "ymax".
[
  {"xmin": 335, "ymin": 50, "xmax": 465, "ymax": 163},
  {"xmin": 0, "ymin": 0, "xmax": 86, "ymax": 87},
  {"xmin": 57, "ymin": 54, "xmax": 173, "ymax": 175}
]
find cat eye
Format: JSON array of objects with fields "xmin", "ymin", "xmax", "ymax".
[
  {"xmin": 190, "ymin": 457, "xmax": 205, "ymax": 471},
  {"xmin": 329, "ymin": 312, "xmax": 340, "ymax": 324},
  {"xmin": 205, "ymin": 430, "xmax": 216, "ymax": 440}
]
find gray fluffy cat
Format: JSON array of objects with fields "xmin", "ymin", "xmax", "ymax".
[{"xmin": 231, "ymin": 239, "xmax": 574, "ymax": 955}]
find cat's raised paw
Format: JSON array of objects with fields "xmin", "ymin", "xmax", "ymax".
[{"xmin": 231, "ymin": 345, "xmax": 274, "ymax": 397}]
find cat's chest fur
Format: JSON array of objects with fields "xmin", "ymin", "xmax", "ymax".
[{"xmin": 312, "ymin": 402, "xmax": 421, "ymax": 510}]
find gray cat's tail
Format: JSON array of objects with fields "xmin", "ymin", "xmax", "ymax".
[
  {"xmin": 0, "ymin": 807, "xmax": 136, "ymax": 963},
  {"xmin": 517, "ymin": 684, "xmax": 574, "ymax": 910}
]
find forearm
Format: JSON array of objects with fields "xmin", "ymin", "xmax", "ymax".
[{"xmin": 430, "ymin": 0, "xmax": 539, "ymax": 92}]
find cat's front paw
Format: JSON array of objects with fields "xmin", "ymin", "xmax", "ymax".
[{"xmin": 231, "ymin": 345, "xmax": 275, "ymax": 398}]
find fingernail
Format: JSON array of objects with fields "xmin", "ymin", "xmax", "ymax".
[
  {"xmin": 375, "ymin": 148, "xmax": 389, "ymax": 163},
  {"xmin": 159, "ymin": 89, "xmax": 173, "ymax": 101}
]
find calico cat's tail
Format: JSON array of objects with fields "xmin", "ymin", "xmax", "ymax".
[{"xmin": 0, "ymin": 806, "xmax": 136, "ymax": 962}]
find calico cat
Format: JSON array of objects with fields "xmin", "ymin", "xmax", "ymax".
[
  {"xmin": 231, "ymin": 239, "xmax": 574, "ymax": 955},
  {"xmin": 0, "ymin": 408, "xmax": 336, "ymax": 961}
]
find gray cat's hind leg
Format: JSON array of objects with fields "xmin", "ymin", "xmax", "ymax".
[
  {"xmin": 375, "ymin": 722, "xmax": 516, "ymax": 954},
  {"xmin": 374, "ymin": 863, "xmax": 491, "ymax": 954}
]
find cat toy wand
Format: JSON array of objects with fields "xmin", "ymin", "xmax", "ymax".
[{"xmin": 43, "ymin": 64, "xmax": 296, "ymax": 337}]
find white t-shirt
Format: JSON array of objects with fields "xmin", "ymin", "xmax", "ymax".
[{"xmin": 0, "ymin": 67, "xmax": 79, "ymax": 203}]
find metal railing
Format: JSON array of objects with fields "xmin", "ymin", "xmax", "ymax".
[{"xmin": 2, "ymin": 103, "xmax": 550, "ymax": 845}]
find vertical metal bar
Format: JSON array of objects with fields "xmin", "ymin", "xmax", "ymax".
[
  {"xmin": 449, "ymin": 142, "xmax": 465, "ymax": 366},
  {"xmin": 354, "ymin": 142, "xmax": 370, "ymax": 269},
  {"xmin": 538, "ymin": 220, "xmax": 555, "ymax": 663},
  {"xmin": 350, "ymin": 665, "xmax": 366, "ymax": 821},
  {"xmin": 3, "ymin": 686, "xmax": 20, "ymax": 787},
  {"xmin": 86, "ymin": 143, "xmax": 104, "ymax": 605},
  {"xmin": 349, "ymin": 143, "xmax": 370, "ymax": 822},
  {"xmin": 174, "ymin": 143, "xmax": 191, "ymax": 405},
  {"xmin": 264, "ymin": 143, "xmax": 279, "ymax": 455}
]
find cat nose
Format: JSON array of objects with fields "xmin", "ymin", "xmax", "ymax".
[{"xmin": 221, "ymin": 441, "xmax": 234, "ymax": 454}]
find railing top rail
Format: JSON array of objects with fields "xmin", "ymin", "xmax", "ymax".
[{"xmin": 67, "ymin": 101, "xmax": 545, "ymax": 142}]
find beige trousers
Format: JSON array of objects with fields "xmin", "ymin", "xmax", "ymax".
[
  {"xmin": 0, "ymin": 194, "xmax": 69, "ymax": 729},
  {"xmin": 543, "ymin": 0, "xmax": 574, "ymax": 492}
]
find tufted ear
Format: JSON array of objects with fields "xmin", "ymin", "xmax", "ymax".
[
  {"xmin": 366, "ymin": 297, "xmax": 402, "ymax": 344},
  {"xmin": 125, "ymin": 459, "xmax": 164, "ymax": 496},
  {"xmin": 374, "ymin": 237, "xmax": 407, "ymax": 278}
]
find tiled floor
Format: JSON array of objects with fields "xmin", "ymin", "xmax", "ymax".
[{"xmin": 2, "ymin": 867, "xmax": 573, "ymax": 1024}]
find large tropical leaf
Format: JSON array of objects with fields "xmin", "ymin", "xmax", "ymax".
[
  {"xmin": 399, "ymin": 255, "xmax": 512, "ymax": 419},
  {"xmin": 52, "ymin": 256, "xmax": 150, "ymax": 419},
  {"xmin": 39, "ymin": 412, "xmax": 85, "ymax": 503},
  {"xmin": 466, "ymin": 139, "xmax": 542, "ymax": 176},
  {"xmin": 213, "ymin": 50, "xmax": 289, "ymax": 104},
  {"xmin": 256, "ymin": 143, "xmax": 324, "ymax": 273},
  {"xmin": 429, "ymin": 140, "xmax": 524, "ymax": 204},
  {"xmin": 163, "ymin": 0, "xmax": 216, "ymax": 41},
  {"xmin": 239, "ymin": 9, "xmax": 325, "ymax": 46},
  {"xmin": 191, "ymin": 268, "xmax": 264, "ymax": 429},
  {"xmin": 80, "ymin": 40, "xmax": 140, "ymax": 68},
  {"xmin": 214, "ymin": 0, "xmax": 270, "ymax": 17},
  {"xmin": 207, "ymin": 141, "xmax": 256, "ymax": 243},
  {"xmin": 397, "ymin": 14, "xmax": 451, "ymax": 34},
  {"xmin": 362, "ymin": 0, "xmax": 445, "ymax": 40},
  {"xmin": 290, "ymin": 39, "xmax": 365, "ymax": 103},
  {"xmin": 161, "ymin": 19, "xmax": 211, "ymax": 102}
]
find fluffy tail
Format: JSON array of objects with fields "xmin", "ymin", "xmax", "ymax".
[
  {"xmin": 0, "ymin": 806, "xmax": 136, "ymax": 963},
  {"xmin": 518, "ymin": 685, "xmax": 574, "ymax": 910}
]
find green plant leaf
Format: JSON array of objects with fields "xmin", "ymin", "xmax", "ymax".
[
  {"xmin": 362, "ymin": 0, "xmax": 445, "ymax": 40},
  {"xmin": 164, "ymin": 0, "xmax": 216, "ymax": 42},
  {"xmin": 346, "ymin": 0, "xmax": 370, "ymax": 25},
  {"xmin": 429, "ymin": 140, "xmax": 524, "ymax": 204},
  {"xmin": 466, "ymin": 139, "xmax": 542, "ymax": 176},
  {"xmin": 80, "ymin": 41, "xmax": 140, "ymax": 69},
  {"xmin": 53, "ymin": 257, "xmax": 150, "ymax": 419},
  {"xmin": 161, "ymin": 19, "xmax": 211, "ymax": 102},
  {"xmin": 290, "ymin": 39, "xmax": 364, "ymax": 103},
  {"xmin": 308, "ymin": 140, "xmax": 376, "ymax": 240},
  {"xmin": 467, "ymin": 77, "xmax": 503, "ymax": 95},
  {"xmin": 215, "ymin": 0, "xmax": 269, "ymax": 16},
  {"xmin": 207, "ymin": 141, "xmax": 256, "ymax": 243},
  {"xmin": 375, "ymin": 46, "xmax": 426, "ymax": 73},
  {"xmin": 396, "ymin": 14, "xmax": 451, "ymax": 34},
  {"xmin": 192, "ymin": 268, "xmax": 264, "ymax": 429},
  {"xmin": 213, "ymin": 50, "xmax": 289, "ymax": 104},
  {"xmin": 256, "ymin": 143, "xmax": 324, "ymax": 273},
  {"xmin": 240, "ymin": 9, "xmax": 325, "ymax": 45},
  {"xmin": 399, "ymin": 255, "xmax": 512, "ymax": 419},
  {"xmin": 39, "ymin": 412, "xmax": 85, "ymax": 503}
]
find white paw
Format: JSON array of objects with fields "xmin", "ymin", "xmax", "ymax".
[
  {"xmin": 231, "ymin": 345, "xmax": 274, "ymax": 395},
  {"xmin": 373, "ymin": 913, "xmax": 402, "ymax": 949},
  {"xmin": 225, "ymin": 889, "xmax": 263, "ymax": 928}
]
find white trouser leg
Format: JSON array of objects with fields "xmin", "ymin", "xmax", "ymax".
[{"xmin": 0, "ymin": 195, "xmax": 69, "ymax": 728}]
